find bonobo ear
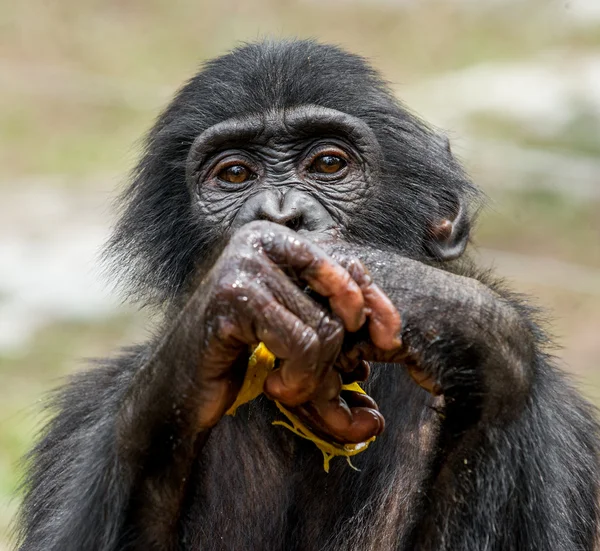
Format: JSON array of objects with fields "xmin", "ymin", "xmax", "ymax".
[{"xmin": 424, "ymin": 195, "xmax": 470, "ymax": 261}]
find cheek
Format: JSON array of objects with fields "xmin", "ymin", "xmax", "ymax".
[
  {"xmin": 195, "ymin": 190, "xmax": 249, "ymax": 227},
  {"xmin": 319, "ymin": 176, "xmax": 371, "ymax": 215}
]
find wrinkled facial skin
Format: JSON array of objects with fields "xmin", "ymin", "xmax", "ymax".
[{"xmin": 185, "ymin": 106, "xmax": 382, "ymax": 237}]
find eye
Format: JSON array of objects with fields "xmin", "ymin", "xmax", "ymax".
[
  {"xmin": 217, "ymin": 164, "xmax": 255, "ymax": 184},
  {"xmin": 310, "ymin": 155, "xmax": 347, "ymax": 175}
]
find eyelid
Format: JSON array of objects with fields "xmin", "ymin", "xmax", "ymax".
[
  {"xmin": 208, "ymin": 153, "xmax": 259, "ymax": 179},
  {"xmin": 305, "ymin": 145, "xmax": 350, "ymax": 165},
  {"xmin": 304, "ymin": 144, "xmax": 352, "ymax": 179}
]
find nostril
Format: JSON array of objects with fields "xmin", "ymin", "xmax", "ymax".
[
  {"xmin": 255, "ymin": 210, "xmax": 305, "ymax": 231},
  {"xmin": 284, "ymin": 214, "xmax": 304, "ymax": 232}
]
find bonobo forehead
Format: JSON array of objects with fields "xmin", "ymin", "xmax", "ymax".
[{"xmin": 185, "ymin": 105, "xmax": 382, "ymax": 181}]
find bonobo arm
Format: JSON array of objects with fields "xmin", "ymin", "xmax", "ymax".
[
  {"xmin": 323, "ymin": 242, "xmax": 534, "ymax": 426},
  {"xmin": 16, "ymin": 222, "xmax": 401, "ymax": 551},
  {"xmin": 318, "ymin": 241, "xmax": 600, "ymax": 550}
]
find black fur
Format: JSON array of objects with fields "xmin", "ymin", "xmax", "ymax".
[{"xmin": 15, "ymin": 39, "xmax": 600, "ymax": 551}]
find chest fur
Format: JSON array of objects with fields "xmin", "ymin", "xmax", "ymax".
[{"xmin": 180, "ymin": 367, "xmax": 438, "ymax": 551}]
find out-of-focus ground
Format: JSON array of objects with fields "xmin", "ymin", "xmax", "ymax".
[{"xmin": 1, "ymin": 0, "xmax": 599, "ymax": 546}]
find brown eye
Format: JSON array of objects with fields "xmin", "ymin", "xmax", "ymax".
[
  {"xmin": 217, "ymin": 164, "xmax": 254, "ymax": 184},
  {"xmin": 311, "ymin": 155, "xmax": 347, "ymax": 174}
]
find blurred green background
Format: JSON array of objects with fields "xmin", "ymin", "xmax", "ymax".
[{"xmin": 1, "ymin": 0, "xmax": 599, "ymax": 547}]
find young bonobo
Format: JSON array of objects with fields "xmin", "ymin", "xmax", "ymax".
[{"xmin": 16, "ymin": 40, "xmax": 600, "ymax": 551}]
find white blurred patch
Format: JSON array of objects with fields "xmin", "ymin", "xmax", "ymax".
[
  {"xmin": 402, "ymin": 54, "xmax": 600, "ymax": 132},
  {"xmin": 0, "ymin": 183, "xmax": 122, "ymax": 350}
]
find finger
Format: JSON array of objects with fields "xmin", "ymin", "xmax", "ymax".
[
  {"xmin": 255, "ymin": 273, "xmax": 345, "ymax": 406},
  {"xmin": 262, "ymin": 313, "xmax": 343, "ymax": 407},
  {"xmin": 296, "ymin": 371, "xmax": 385, "ymax": 444},
  {"xmin": 258, "ymin": 230, "xmax": 366, "ymax": 332},
  {"xmin": 215, "ymin": 260, "xmax": 345, "ymax": 407},
  {"xmin": 298, "ymin": 399, "xmax": 385, "ymax": 444},
  {"xmin": 336, "ymin": 256, "xmax": 402, "ymax": 350},
  {"xmin": 265, "ymin": 264, "xmax": 336, "ymax": 330},
  {"xmin": 242, "ymin": 283, "xmax": 325, "ymax": 405},
  {"xmin": 406, "ymin": 363, "xmax": 442, "ymax": 395},
  {"xmin": 196, "ymin": 352, "xmax": 248, "ymax": 430},
  {"xmin": 340, "ymin": 340, "xmax": 440, "ymax": 396},
  {"xmin": 201, "ymin": 270, "xmax": 342, "ymax": 425},
  {"xmin": 210, "ymin": 269, "xmax": 329, "ymax": 403},
  {"xmin": 336, "ymin": 338, "xmax": 408, "ymax": 371},
  {"xmin": 363, "ymin": 282, "xmax": 402, "ymax": 349},
  {"xmin": 341, "ymin": 389, "xmax": 378, "ymax": 410}
]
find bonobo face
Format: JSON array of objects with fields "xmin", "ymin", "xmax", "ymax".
[
  {"xmin": 107, "ymin": 40, "xmax": 480, "ymax": 306},
  {"xmin": 185, "ymin": 105, "xmax": 382, "ymax": 236}
]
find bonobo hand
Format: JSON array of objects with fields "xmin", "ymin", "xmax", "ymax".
[{"xmin": 194, "ymin": 220, "xmax": 401, "ymax": 444}]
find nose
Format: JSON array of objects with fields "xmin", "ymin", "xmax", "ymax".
[
  {"xmin": 259, "ymin": 190, "xmax": 305, "ymax": 231},
  {"xmin": 231, "ymin": 189, "xmax": 336, "ymax": 233}
]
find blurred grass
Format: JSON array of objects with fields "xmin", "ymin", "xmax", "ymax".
[
  {"xmin": 476, "ymin": 188, "xmax": 600, "ymax": 268},
  {"xmin": 2, "ymin": 0, "xmax": 600, "ymax": 179},
  {"xmin": 0, "ymin": 99, "xmax": 149, "ymax": 177},
  {"xmin": 467, "ymin": 105, "xmax": 600, "ymax": 157},
  {"xmin": 1, "ymin": 0, "xmax": 599, "ymax": 547}
]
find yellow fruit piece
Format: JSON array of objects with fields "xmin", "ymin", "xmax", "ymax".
[
  {"xmin": 225, "ymin": 342, "xmax": 275, "ymax": 416},
  {"xmin": 226, "ymin": 343, "xmax": 376, "ymax": 472}
]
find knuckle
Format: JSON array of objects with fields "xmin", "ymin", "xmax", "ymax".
[
  {"xmin": 287, "ymin": 238, "xmax": 315, "ymax": 267},
  {"xmin": 246, "ymin": 219, "xmax": 277, "ymax": 233},
  {"xmin": 251, "ymin": 289, "xmax": 277, "ymax": 319},
  {"xmin": 342, "ymin": 256, "xmax": 372, "ymax": 287},
  {"xmin": 317, "ymin": 314, "xmax": 344, "ymax": 341},
  {"xmin": 346, "ymin": 255, "xmax": 363, "ymax": 271},
  {"xmin": 212, "ymin": 314, "xmax": 238, "ymax": 342},
  {"xmin": 213, "ymin": 270, "xmax": 264, "ymax": 307},
  {"xmin": 228, "ymin": 222, "xmax": 266, "ymax": 250},
  {"xmin": 294, "ymin": 326, "xmax": 320, "ymax": 362},
  {"xmin": 258, "ymin": 227, "xmax": 314, "ymax": 267},
  {"xmin": 262, "ymin": 227, "xmax": 298, "ymax": 257},
  {"xmin": 232, "ymin": 220, "xmax": 283, "ymax": 246},
  {"xmin": 213, "ymin": 275, "xmax": 246, "ymax": 301},
  {"xmin": 215, "ymin": 251, "xmax": 265, "ymax": 285},
  {"xmin": 237, "ymin": 252, "xmax": 264, "ymax": 273},
  {"xmin": 230, "ymin": 222, "xmax": 313, "ymax": 267}
]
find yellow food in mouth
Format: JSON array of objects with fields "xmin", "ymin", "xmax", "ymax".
[{"xmin": 226, "ymin": 343, "xmax": 376, "ymax": 472}]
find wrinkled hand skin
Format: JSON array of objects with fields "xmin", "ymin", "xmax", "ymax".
[
  {"xmin": 290, "ymin": 237, "xmax": 535, "ymax": 444},
  {"xmin": 119, "ymin": 221, "xmax": 401, "ymax": 462},
  {"xmin": 116, "ymin": 221, "xmax": 535, "ymax": 544},
  {"xmin": 317, "ymin": 239, "xmax": 535, "ymax": 426},
  {"xmin": 193, "ymin": 221, "xmax": 405, "ymax": 444},
  {"xmin": 120, "ymin": 221, "xmax": 535, "ymax": 460}
]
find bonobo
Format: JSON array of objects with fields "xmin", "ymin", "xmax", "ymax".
[{"xmin": 16, "ymin": 39, "xmax": 600, "ymax": 551}]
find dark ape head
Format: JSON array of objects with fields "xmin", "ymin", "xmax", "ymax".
[{"xmin": 106, "ymin": 39, "xmax": 480, "ymax": 306}]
